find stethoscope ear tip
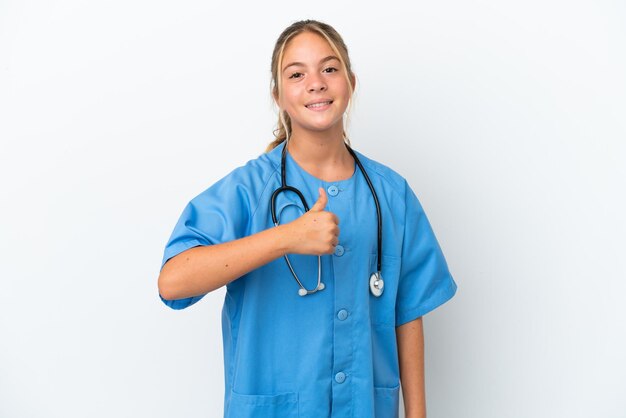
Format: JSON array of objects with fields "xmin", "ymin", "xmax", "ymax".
[{"xmin": 297, "ymin": 282, "xmax": 325, "ymax": 296}]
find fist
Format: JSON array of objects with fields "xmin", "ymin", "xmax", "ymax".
[{"xmin": 282, "ymin": 187, "xmax": 340, "ymax": 255}]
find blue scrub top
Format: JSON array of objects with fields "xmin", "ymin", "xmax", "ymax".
[{"xmin": 159, "ymin": 140, "xmax": 457, "ymax": 418}]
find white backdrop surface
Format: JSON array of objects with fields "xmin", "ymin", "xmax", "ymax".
[{"xmin": 1, "ymin": 1, "xmax": 625, "ymax": 417}]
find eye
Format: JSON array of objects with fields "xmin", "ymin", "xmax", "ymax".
[
  {"xmin": 289, "ymin": 72, "xmax": 303, "ymax": 79},
  {"xmin": 324, "ymin": 67, "xmax": 338, "ymax": 73}
]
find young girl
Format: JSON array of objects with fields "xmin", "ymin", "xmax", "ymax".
[{"xmin": 158, "ymin": 19, "xmax": 457, "ymax": 418}]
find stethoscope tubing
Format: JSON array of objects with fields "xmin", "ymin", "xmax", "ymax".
[
  {"xmin": 270, "ymin": 140, "xmax": 383, "ymax": 294},
  {"xmin": 345, "ymin": 143, "xmax": 382, "ymax": 273}
]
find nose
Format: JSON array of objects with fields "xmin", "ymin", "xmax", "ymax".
[{"xmin": 307, "ymin": 73, "xmax": 327, "ymax": 92}]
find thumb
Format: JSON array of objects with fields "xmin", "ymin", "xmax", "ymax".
[{"xmin": 309, "ymin": 187, "xmax": 327, "ymax": 212}]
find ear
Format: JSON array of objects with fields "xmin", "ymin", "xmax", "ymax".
[
  {"xmin": 272, "ymin": 89, "xmax": 280, "ymax": 108},
  {"xmin": 350, "ymin": 72, "xmax": 356, "ymax": 91}
]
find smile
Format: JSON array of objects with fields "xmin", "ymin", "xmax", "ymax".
[{"xmin": 305, "ymin": 100, "xmax": 333, "ymax": 110}]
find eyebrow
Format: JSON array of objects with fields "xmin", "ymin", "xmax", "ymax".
[{"xmin": 282, "ymin": 55, "xmax": 340, "ymax": 73}]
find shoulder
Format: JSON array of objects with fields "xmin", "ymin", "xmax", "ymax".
[
  {"xmin": 352, "ymin": 148, "xmax": 410, "ymax": 201},
  {"xmin": 193, "ymin": 144, "xmax": 279, "ymax": 187},
  {"xmin": 215, "ymin": 149, "xmax": 278, "ymax": 189},
  {"xmin": 187, "ymin": 146, "xmax": 280, "ymax": 210}
]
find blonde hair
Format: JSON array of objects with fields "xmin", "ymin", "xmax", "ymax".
[{"xmin": 265, "ymin": 19, "xmax": 355, "ymax": 153}]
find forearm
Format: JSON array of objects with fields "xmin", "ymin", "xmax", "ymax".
[
  {"xmin": 396, "ymin": 317, "xmax": 426, "ymax": 418},
  {"xmin": 158, "ymin": 224, "xmax": 291, "ymax": 300}
]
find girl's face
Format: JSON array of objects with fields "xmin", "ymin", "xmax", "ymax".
[{"xmin": 275, "ymin": 31, "xmax": 355, "ymax": 138}]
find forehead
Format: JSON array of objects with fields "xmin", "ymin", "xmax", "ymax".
[{"xmin": 282, "ymin": 31, "xmax": 335, "ymax": 61}]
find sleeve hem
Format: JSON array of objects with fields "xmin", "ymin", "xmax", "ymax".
[
  {"xmin": 159, "ymin": 292, "xmax": 205, "ymax": 310},
  {"xmin": 160, "ymin": 239, "xmax": 206, "ymax": 271},
  {"xmin": 159, "ymin": 239, "xmax": 208, "ymax": 310},
  {"xmin": 395, "ymin": 278, "xmax": 458, "ymax": 327}
]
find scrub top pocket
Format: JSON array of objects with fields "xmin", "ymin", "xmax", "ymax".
[
  {"xmin": 373, "ymin": 384, "xmax": 401, "ymax": 418},
  {"xmin": 227, "ymin": 390, "xmax": 299, "ymax": 418}
]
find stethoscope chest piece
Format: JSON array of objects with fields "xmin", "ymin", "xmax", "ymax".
[{"xmin": 369, "ymin": 271, "xmax": 384, "ymax": 297}]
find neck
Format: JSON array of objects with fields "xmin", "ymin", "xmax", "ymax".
[
  {"xmin": 286, "ymin": 125, "xmax": 351, "ymax": 167},
  {"xmin": 285, "ymin": 126, "xmax": 355, "ymax": 182}
]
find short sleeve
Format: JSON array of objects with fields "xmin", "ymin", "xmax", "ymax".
[
  {"xmin": 158, "ymin": 169, "xmax": 253, "ymax": 310},
  {"xmin": 395, "ymin": 180, "xmax": 457, "ymax": 326}
]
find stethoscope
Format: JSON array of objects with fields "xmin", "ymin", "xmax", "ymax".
[{"xmin": 270, "ymin": 141, "xmax": 384, "ymax": 297}]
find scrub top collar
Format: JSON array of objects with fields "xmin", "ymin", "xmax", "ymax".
[{"xmin": 268, "ymin": 140, "xmax": 359, "ymax": 188}]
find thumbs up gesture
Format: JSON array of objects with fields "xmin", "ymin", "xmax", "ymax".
[{"xmin": 281, "ymin": 187, "xmax": 340, "ymax": 255}]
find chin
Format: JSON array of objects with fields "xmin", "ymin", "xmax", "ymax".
[
  {"xmin": 300, "ymin": 120, "xmax": 342, "ymax": 133},
  {"xmin": 301, "ymin": 116, "xmax": 343, "ymax": 130}
]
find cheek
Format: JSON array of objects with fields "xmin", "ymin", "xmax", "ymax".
[
  {"xmin": 280, "ymin": 90, "xmax": 300, "ymax": 110},
  {"xmin": 334, "ymin": 81, "xmax": 351, "ymax": 99}
]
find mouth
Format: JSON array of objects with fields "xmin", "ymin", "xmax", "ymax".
[{"xmin": 305, "ymin": 100, "xmax": 333, "ymax": 110}]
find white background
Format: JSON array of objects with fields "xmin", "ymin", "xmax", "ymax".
[{"xmin": 1, "ymin": 1, "xmax": 625, "ymax": 417}]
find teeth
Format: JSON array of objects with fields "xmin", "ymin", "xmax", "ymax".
[{"xmin": 306, "ymin": 101, "xmax": 332, "ymax": 108}]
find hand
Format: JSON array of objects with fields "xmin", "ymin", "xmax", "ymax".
[{"xmin": 282, "ymin": 187, "xmax": 340, "ymax": 255}]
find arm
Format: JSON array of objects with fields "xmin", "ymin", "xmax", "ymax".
[
  {"xmin": 158, "ymin": 224, "xmax": 292, "ymax": 300},
  {"xmin": 396, "ymin": 316, "xmax": 426, "ymax": 418},
  {"xmin": 158, "ymin": 187, "xmax": 337, "ymax": 301}
]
